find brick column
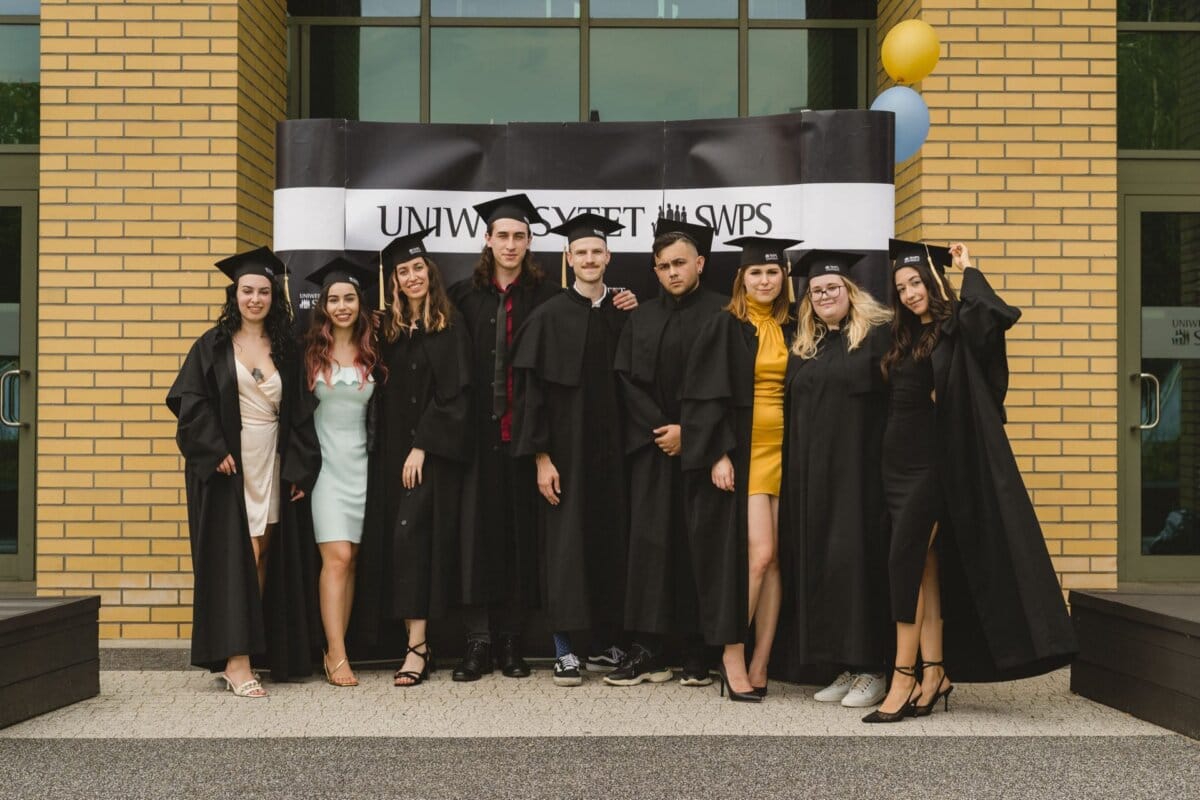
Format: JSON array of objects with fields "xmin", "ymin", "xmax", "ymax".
[
  {"xmin": 37, "ymin": 0, "xmax": 287, "ymax": 638},
  {"xmin": 876, "ymin": 0, "xmax": 1119, "ymax": 592}
]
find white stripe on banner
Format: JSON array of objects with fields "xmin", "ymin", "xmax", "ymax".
[
  {"xmin": 274, "ymin": 187, "xmax": 348, "ymax": 252},
  {"xmin": 273, "ymin": 184, "xmax": 894, "ymax": 254}
]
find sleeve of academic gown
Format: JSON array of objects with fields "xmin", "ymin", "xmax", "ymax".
[
  {"xmin": 165, "ymin": 334, "xmax": 229, "ymax": 480},
  {"xmin": 510, "ymin": 312, "xmax": 553, "ymax": 458},
  {"xmin": 282, "ymin": 361, "xmax": 322, "ymax": 496},
  {"xmin": 414, "ymin": 322, "xmax": 474, "ymax": 463},
  {"xmin": 954, "ymin": 267, "xmax": 1023, "ymax": 415},
  {"xmin": 681, "ymin": 315, "xmax": 738, "ymax": 473},
  {"xmin": 614, "ymin": 320, "xmax": 669, "ymax": 455}
]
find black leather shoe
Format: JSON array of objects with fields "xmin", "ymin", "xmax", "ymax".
[
  {"xmin": 451, "ymin": 640, "xmax": 492, "ymax": 682},
  {"xmin": 497, "ymin": 636, "xmax": 531, "ymax": 678}
]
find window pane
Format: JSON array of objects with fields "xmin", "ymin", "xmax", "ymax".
[
  {"xmin": 0, "ymin": 25, "xmax": 38, "ymax": 145},
  {"xmin": 749, "ymin": 28, "xmax": 860, "ymax": 115},
  {"xmin": 432, "ymin": 0, "xmax": 579, "ymax": 17},
  {"xmin": 431, "ymin": 28, "xmax": 579, "ymax": 123},
  {"xmin": 309, "ymin": 26, "xmax": 420, "ymax": 122},
  {"xmin": 288, "ymin": 1, "xmax": 420, "ymax": 16},
  {"xmin": 1119, "ymin": 0, "xmax": 1200, "ymax": 23},
  {"xmin": 590, "ymin": 29, "xmax": 736, "ymax": 121},
  {"xmin": 1117, "ymin": 31, "xmax": 1200, "ymax": 149},
  {"xmin": 590, "ymin": 0, "xmax": 735, "ymax": 18},
  {"xmin": 750, "ymin": 0, "xmax": 875, "ymax": 19},
  {"xmin": 0, "ymin": 1, "xmax": 38, "ymax": 15}
]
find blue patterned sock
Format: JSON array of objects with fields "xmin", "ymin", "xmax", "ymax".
[{"xmin": 552, "ymin": 632, "xmax": 573, "ymax": 659}]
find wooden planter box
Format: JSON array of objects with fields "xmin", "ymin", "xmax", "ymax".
[
  {"xmin": 1070, "ymin": 590, "xmax": 1200, "ymax": 740},
  {"xmin": 0, "ymin": 596, "xmax": 101, "ymax": 729}
]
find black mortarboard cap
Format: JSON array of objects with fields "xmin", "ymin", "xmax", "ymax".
[
  {"xmin": 654, "ymin": 217, "xmax": 715, "ymax": 260},
  {"xmin": 381, "ymin": 228, "xmax": 434, "ymax": 269},
  {"xmin": 795, "ymin": 249, "xmax": 866, "ymax": 280},
  {"xmin": 725, "ymin": 236, "xmax": 804, "ymax": 269},
  {"xmin": 215, "ymin": 246, "xmax": 284, "ymax": 283},
  {"xmin": 473, "ymin": 193, "xmax": 544, "ymax": 227},
  {"xmin": 549, "ymin": 213, "xmax": 625, "ymax": 245},
  {"xmin": 304, "ymin": 255, "xmax": 375, "ymax": 291},
  {"xmin": 889, "ymin": 239, "xmax": 952, "ymax": 273}
]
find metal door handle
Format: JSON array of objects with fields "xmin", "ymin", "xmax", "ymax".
[
  {"xmin": 1132, "ymin": 374, "xmax": 1161, "ymax": 431},
  {"xmin": 0, "ymin": 368, "xmax": 27, "ymax": 428}
]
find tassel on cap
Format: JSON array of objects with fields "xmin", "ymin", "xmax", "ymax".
[
  {"xmin": 786, "ymin": 254, "xmax": 796, "ymax": 304},
  {"xmin": 925, "ymin": 243, "xmax": 949, "ymax": 300},
  {"xmin": 378, "ymin": 250, "xmax": 387, "ymax": 311},
  {"xmin": 561, "ymin": 247, "xmax": 568, "ymax": 288}
]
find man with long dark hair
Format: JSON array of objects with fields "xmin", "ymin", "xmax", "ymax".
[{"xmin": 446, "ymin": 194, "xmax": 561, "ymax": 680}]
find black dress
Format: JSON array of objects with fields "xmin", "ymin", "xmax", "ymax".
[
  {"xmin": 881, "ymin": 329, "xmax": 942, "ymax": 624},
  {"xmin": 881, "ymin": 269, "xmax": 1077, "ymax": 681},
  {"xmin": 778, "ymin": 324, "xmax": 892, "ymax": 675}
]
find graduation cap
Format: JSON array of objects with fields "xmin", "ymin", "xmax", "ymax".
[
  {"xmin": 889, "ymin": 238, "xmax": 953, "ymax": 299},
  {"xmin": 215, "ymin": 246, "xmax": 284, "ymax": 282},
  {"xmin": 215, "ymin": 246, "xmax": 292, "ymax": 320},
  {"xmin": 795, "ymin": 249, "xmax": 866, "ymax": 281},
  {"xmin": 473, "ymin": 193, "xmax": 545, "ymax": 227},
  {"xmin": 378, "ymin": 229, "xmax": 435, "ymax": 311},
  {"xmin": 304, "ymin": 255, "xmax": 375, "ymax": 293},
  {"xmin": 653, "ymin": 217, "xmax": 715, "ymax": 261}
]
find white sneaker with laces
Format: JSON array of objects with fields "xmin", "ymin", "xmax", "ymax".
[
  {"xmin": 553, "ymin": 653, "xmax": 583, "ymax": 687},
  {"xmin": 813, "ymin": 671, "xmax": 855, "ymax": 702},
  {"xmin": 841, "ymin": 672, "xmax": 887, "ymax": 708}
]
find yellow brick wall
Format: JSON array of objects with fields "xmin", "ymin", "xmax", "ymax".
[
  {"xmin": 878, "ymin": 0, "xmax": 1119, "ymax": 591},
  {"xmin": 37, "ymin": 0, "xmax": 288, "ymax": 638}
]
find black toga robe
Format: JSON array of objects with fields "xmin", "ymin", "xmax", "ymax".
[
  {"xmin": 918, "ymin": 267, "xmax": 1077, "ymax": 681},
  {"xmin": 511, "ymin": 288, "xmax": 630, "ymax": 633},
  {"xmin": 681, "ymin": 311, "xmax": 792, "ymax": 647},
  {"xmin": 775, "ymin": 323, "xmax": 892, "ymax": 678},
  {"xmin": 614, "ymin": 286, "xmax": 727, "ymax": 636},
  {"xmin": 449, "ymin": 274, "xmax": 560, "ymax": 612},
  {"xmin": 166, "ymin": 327, "xmax": 322, "ymax": 679}
]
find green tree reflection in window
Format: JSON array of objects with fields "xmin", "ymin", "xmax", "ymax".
[
  {"xmin": 1117, "ymin": 30, "xmax": 1200, "ymax": 150},
  {"xmin": 0, "ymin": 25, "xmax": 38, "ymax": 145}
]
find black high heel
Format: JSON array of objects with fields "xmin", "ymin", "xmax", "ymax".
[
  {"xmin": 752, "ymin": 683, "xmax": 768, "ymax": 698},
  {"xmin": 717, "ymin": 663, "xmax": 762, "ymax": 703},
  {"xmin": 393, "ymin": 642, "xmax": 434, "ymax": 687},
  {"xmin": 861, "ymin": 666, "xmax": 920, "ymax": 723},
  {"xmin": 914, "ymin": 660, "xmax": 954, "ymax": 717}
]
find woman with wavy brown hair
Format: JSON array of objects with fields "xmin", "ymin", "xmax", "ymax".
[
  {"xmin": 302, "ymin": 257, "xmax": 384, "ymax": 688},
  {"xmin": 374, "ymin": 231, "xmax": 473, "ymax": 687}
]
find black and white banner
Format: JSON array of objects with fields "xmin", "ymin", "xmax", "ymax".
[{"xmin": 274, "ymin": 112, "xmax": 895, "ymax": 312}]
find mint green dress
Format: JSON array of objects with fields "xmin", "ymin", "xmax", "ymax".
[{"xmin": 311, "ymin": 364, "xmax": 374, "ymax": 544}]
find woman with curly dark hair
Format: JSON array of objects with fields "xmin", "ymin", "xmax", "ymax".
[
  {"xmin": 301, "ymin": 257, "xmax": 384, "ymax": 688},
  {"xmin": 166, "ymin": 248, "xmax": 321, "ymax": 697},
  {"xmin": 865, "ymin": 240, "xmax": 1076, "ymax": 723}
]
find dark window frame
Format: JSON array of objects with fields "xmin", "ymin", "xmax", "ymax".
[{"xmin": 287, "ymin": 0, "xmax": 875, "ymax": 123}]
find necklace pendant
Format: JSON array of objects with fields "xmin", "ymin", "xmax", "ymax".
[{"xmin": 251, "ymin": 367, "xmax": 265, "ymax": 383}]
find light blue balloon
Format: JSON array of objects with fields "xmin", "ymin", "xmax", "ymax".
[{"xmin": 870, "ymin": 86, "xmax": 930, "ymax": 163}]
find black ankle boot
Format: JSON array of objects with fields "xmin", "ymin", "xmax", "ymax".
[{"xmin": 452, "ymin": 639, "xmax": 492, "ymax": 682}]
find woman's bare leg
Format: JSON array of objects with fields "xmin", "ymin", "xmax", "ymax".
[
  {"xmin": 395, "ymin": 619, "xmax": 430, "ymax": 685},
  {"xmin": 318, "ymin": 540, "xmax": 357, "ymax": 683},
  {"xmin": 747, "ymin": 495, "xmax": 780, "ymax": 688}
]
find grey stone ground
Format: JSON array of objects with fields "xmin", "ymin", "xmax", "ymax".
[{"xmin": 1, "ymin": 646, "xmax": 1196, "ymax": 798}]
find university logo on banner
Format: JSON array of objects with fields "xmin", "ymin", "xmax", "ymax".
[{"xmin": 274, "ymin": 112, "xmax": 896, "ymax": 316}]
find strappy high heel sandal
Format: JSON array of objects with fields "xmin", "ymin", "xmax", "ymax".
[
  {"xmin": 394, "ymin": 642, "xmax": 434, "ymax": 687},
  {"xmin": 914, "ymin": 660, "xmax": 954, "ymax": 717},
  {"xmin": 323, "ymin": 653, "xmax": 359, "ymax": 687},
  {"xmin": 220, "ymin": 673, "xmax": 268, "ymax": 698},
  {"xmin": 861, "ymin": 665, "xmax": 920, "ymax": 723}
]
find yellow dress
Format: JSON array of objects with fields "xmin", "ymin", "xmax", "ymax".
[{"xmin": 747, "ymin": 300, "xmax": 787, "ymax": 496}]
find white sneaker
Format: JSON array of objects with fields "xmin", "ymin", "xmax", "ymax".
[
  {"xmin": 813, "ymin": 671, "xmax": 855, "ymax": 702},
  {"xmin": 841, "ymin": 672, "xmax": 887, "ymax": 708}
]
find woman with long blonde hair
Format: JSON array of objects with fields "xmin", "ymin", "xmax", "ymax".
[
  {"xmin": 682, "ymin": 235, "xmax": 800, "ymax": 702},
  {"xmin": 777, "ymin": 250, "xmax": 894, "ymax": 710}
]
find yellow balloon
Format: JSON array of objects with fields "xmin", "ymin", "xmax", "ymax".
[{"xmin": 881, "ymin": 19, "xmax": 941, "ymax": 85}]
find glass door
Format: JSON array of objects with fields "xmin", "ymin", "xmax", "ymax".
[
  {"xmin": 1121, "ymin": 194, "xmax": 1200, "ymax": 581},
  {"xmin": 0, "ymin": 190, "xmax": 34, "ymax": 581}
]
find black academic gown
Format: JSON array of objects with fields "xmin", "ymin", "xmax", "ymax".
[
  {"xmin": 166, "ymin": 327, "xmax": 322, "ymax": 679},
  {"xmin": 682, "ymin": 311, "xmax": 793, "ymax": 647},
  {"xmin": 449, "ymin": 274, "xmax": 559, "ymax": 611},
  {"xmin": 353, "ymin": 317, "xmax": 473, "ymax": 634},
  {"xmin": 922, "ymin": 267, "xmax": 1078, "ymax": 681},
  {"xmin": 775, "ymin": 324, "xmax": 892, "ymax": 678},
  {"xmin": 615, "ymin": 287, "xmax": 727, "ymax": 636},
  {"xmin": 511, "ymin": 288, "xmax": 630, "ymax": 633}
]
